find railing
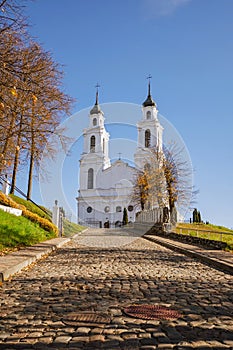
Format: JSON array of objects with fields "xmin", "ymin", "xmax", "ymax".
[
  {"xmin": 176, "ymin": 226, "xmax": 233, "ymax": 243},
  {"xmin": 135, "ymin": 207, "xmax": 164, "ymax": 224}
]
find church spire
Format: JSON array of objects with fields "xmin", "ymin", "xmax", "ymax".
[
  {"xmin": 95, "ymin": 83, "xmax": 99, "ymax": 105},
  {"xmin": 142, "ymin": 75, "xmax": 156, "ymax": 107},
  {"xmin": 90, "ymin": 83, "xmax": 103, "ymax": 115}
]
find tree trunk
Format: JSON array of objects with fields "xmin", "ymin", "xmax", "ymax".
[
  {"xmin": 27, "ymin": 111, "xmax": 36, "ymax": 200},
  {"xmin": 10, "ymin": 146, "xmax": 19, "ymax": 194},
  {"xmin": 9, "ymin": 112, "xmax": 23, "ymax": 194},
  {"xmin": 27, "ymin": 151, "xmax": 34, "ymax": 200}
]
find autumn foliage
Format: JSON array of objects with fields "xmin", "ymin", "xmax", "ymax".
[{"xmin": 0, "ymin": 0, "xmax": 74, "ymax": 199}]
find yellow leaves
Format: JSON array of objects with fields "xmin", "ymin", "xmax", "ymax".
[
  {"xmin": 0, "ymin": 102, "xmax": 4, "ymax": 109},
  {"xmin": 32, "ymin": 94, "xmax": 37, "ymax": 103},
  {"xmin": 10, "ymin": 86, "xmax": 17, "ymax": 97}
]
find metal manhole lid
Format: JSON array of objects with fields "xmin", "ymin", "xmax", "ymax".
[
  {"xmin": 63, "ymin": 312, "xmax": 111, "ymax": 325},
  {"xmin": 123, "ymin": 304, "xmax": 182, "ymax": 320}
]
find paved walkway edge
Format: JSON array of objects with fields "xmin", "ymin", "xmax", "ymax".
[
  {"xmin": 144, "ymin": 234, "xmax": 233, "ymax": 275},
  {"xmin": 0, "ymin": 237, "xmax": 72, "ymax": 282},
  {"xmin": 0, "ymin": 228, "xmax": 87, "ymax": 282}
]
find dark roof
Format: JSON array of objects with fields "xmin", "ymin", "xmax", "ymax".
[
  {"xmin": 90, "ymin": 90, "xmax": 103, "ymax": 115},
  {"xmin": 90, "ymin": 103, "xmax": 102, "ymax": 115},
  {"xmin": 142, "ymin": 81, "xmax": 156, "ymax": 107}
]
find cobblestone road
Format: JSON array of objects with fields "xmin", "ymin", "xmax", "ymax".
[{"xmin": 0, "ymin": 230, "xmax": 232, "ymax": 349}]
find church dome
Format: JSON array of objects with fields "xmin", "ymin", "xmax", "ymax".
[
  {"xmin": 142, "ymin": 94, "xmax": 156, "ymax": 107},
  {"xmin": 90, "ymin": 87, "xmax": 103, "ymax": 115},
  {"xmin": 90, "ymin": 103, "xmax": 102, "ymax": 115}
]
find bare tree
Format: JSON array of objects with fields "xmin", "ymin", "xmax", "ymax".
[
  {"xmin": 132, "ymin": 143, "xmax": 196, "ymax": 218},
  {"xmin": 0, "ymin": 0, "xmax": 27, "ymax": 34}
]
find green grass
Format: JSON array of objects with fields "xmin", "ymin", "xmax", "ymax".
[
  {"xmin": 177, "ymin": 222, "xmax": 233, "ymax": 233},
  {"xmin": 9, "ymin": 194, "xmax": 51, "ymax": 221},
  {"xmin": 63, "ymin": 219, "xmax": 86, "ymax": 237},
  {"xmin": 8, "ymin": 195, "xmax": 86, "ymax": 237},
  {"xmin": 176, "ymin": 223, "xmax": 233, "ymax": 250},
  {"xmin": 0, "ymin": 209, "xmax": 56, "ymax": 252}
]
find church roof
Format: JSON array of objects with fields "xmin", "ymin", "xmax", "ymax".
[
  {"xmin": 90, "ymin": 88, "xmax": 103, "ymax": 115},
  {"xmin": 142, "ymin": 80, "xmax": 156, "ymax": 107}
]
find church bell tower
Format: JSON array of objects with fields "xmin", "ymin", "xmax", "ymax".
[
  {"xmin": 79, "ymin": 86, "xmax": 110, "ymax": 192},
  {"xmin": 134, "ymin": 77, "xmax": 163, "ymax": 169}
]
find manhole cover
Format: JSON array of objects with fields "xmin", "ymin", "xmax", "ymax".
[
  {"xmin": 63, "ymin": 312, "xmax": 111, "ymax": 325},
  {"xmin": 123, "ymin": 305, "xmax": 182, "ymax": 320}
]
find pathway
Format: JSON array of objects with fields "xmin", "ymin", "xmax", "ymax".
[{"xmin": 0, "ymin": 229, "xmax": 232, "ymax": 349}]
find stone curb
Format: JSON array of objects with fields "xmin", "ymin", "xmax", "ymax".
[
  {"xmin": 0, "ymin": 227, "xmax": 89, "ymax": 283},
  {"xmin": 0, "ymin": 237, "xmax": 71, "ymax": 282},
  {"xmin": 72, "ymin": 228, "xmax": 89, "ymax": 240},
  {"xmin": 144, "ymin": 234, "xmax": 233, "ymax": 275}
]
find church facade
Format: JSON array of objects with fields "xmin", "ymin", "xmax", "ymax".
[{"xmin": 77, "ymin": 82, "xmax": 164, "ymax": 228}]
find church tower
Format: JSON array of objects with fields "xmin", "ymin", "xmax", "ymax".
[
  {"xmin": 134, "ymin": 78, "xmax": 163, "ymax": 169},
  {"xmin": 79, "ymin": 87, "xmax": 110, "ymax": 192}
]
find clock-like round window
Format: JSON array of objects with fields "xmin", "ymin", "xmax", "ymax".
[
  {"xmin": 104, "ymin": 206, "xmax": 110, "ymax": 213},
  {"xmin": 128, "ymin": 205, "xmax": 134, "ymax": 212},
  {"xmin": 87, "ymin": 206, "xmax": 92, "ymax": 213}
]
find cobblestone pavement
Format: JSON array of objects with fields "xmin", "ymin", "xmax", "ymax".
[{"xmin": 0, "ymin": 230, "xmax": 232, "ymax": 349}]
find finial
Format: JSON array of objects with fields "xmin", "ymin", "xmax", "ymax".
[
  {"xmin": 118, "ymin": 152, "xmax": 122, "ymax": 160},
  {"xmin": 95, "ymin": 83, "xmax": 100, "ymax": 105},
  {"xmin": 142, "ymin": 74, "xmax": 156, "ymax": 107},
  {"xmin": 146, "ymin": 74, "xmax": 152, "ymax": 96}
]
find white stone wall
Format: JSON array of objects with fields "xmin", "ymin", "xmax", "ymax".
[
  {"xmin": 0, "ymin": 204, "xmax": 22, "ymax": 216},
  {"xmin": 78, "ymin": 159, "xmax": 138, "ymax": 227}
]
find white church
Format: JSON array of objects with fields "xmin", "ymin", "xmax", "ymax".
[{"xmin": 77, "ymin": 81, "xmax": 164, "ymax": 228}]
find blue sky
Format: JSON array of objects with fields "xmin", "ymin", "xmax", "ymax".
[{"xmin": 23, "ymin": 0, "xmax": 233, "ymax": 227}]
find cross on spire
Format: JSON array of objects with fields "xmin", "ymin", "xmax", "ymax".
[
  {"xmin": 146, "ymin": 74, "xmax": 152, "ymax": 96},
  {"xmin": 95, "ymin": 83, "xmax": 100, "ymax": 105}
]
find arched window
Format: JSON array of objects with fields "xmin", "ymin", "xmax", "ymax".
[
  {"xmin": 87, "ymin": 168, "xmax": 94, "ymax": 189},
  {"xmin": 146, "ymin": 111, "xmax": 151, "ymax": 119},
  {"xmin": 90, "ymin": 135, "xmax": 95, "ymax": 152},
  {"xmin": 93, "ymin": 118, "xmax": 97, "ymax": 126},
  {"xmin": 103, "ymin": 138, "xmax": 105, "ymax": 153},
  {"xmin": 145, "ymin": 129, "xmax": 151, "ymax": 148}
]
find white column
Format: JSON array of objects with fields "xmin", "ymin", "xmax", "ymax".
[
  {"xmin": 2, "ymin": 175, "xmax": 10, "ymax": 195},
  {"xmin": 52, "ymin": 200, "xmax": 59, "ymax": 227}
]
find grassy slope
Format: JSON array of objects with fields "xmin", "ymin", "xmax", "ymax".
[
  {"xmin": 177, "ymin": 222, "xmax": 233, "ymax": 233},
  {"xmin": 0, "ymin": 194, "xmax": 85, "ymax": 253},
  {"xmin": 8, "ymin": 195, "xmax": 85, "ymax": 237},
  {"xmin": 9, "ymin": 194, "xmax": 51, "ymax": 220},
  {"xmin": 63, "ymin": 219, "xmax": 86, "ymax": 237},
  {"xmin": 0, "ymin": 209, "xmax": 56, "ymax": 252},
  {"xmin": 176, "ymin": 223, "xmax": 233, "ymax": 250}
]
